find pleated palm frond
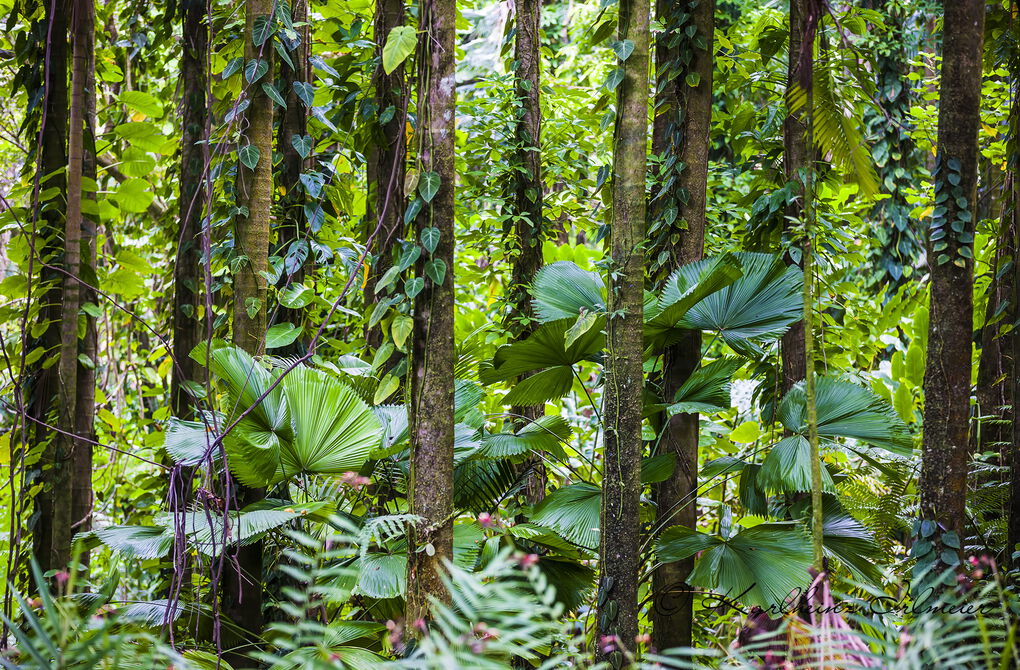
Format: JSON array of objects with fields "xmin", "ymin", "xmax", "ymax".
[
  {"xmin": 529, "ymin": 482, "xmax": 601, "ymax": 552},
  {"xmin": 529, "ymin": 260, "xmax": 606, "ymax": 323},
  {"xmin": 646, "ymin": 253, "xmax": 744, "ymax": 348},
  {"xmin": 479, "ymin": 415, "xmax": 571, "ymax": 461},
  {"xmin": 656, "ymin": 522, "xmax": 813, "ymax": 610},
  {"xmin": 778, "ymin": 376, "xmax": 913, "ymax": 456},
  {"xmin": 671, "ymin": 252, "xmax": 803, "ymax": 356},
  {"xmin": 281, "ymin": 366, "xmax": 382, "ymax": 479},
  {"xmin": 667, "ymin": 357, "xmax": 744, "ymax": 415}
]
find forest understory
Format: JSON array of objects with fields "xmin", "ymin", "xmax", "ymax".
[{"xmin": 0, "ymin": 0, "xmax": 1018, "ymax": 668}]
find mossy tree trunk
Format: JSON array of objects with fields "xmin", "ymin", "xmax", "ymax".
[
  {"xmin": 919, "ymin": 0, "xmax": 984, "ymax": 555},
  {"xmin": 31, "ymin": 0, "xmax": 70, "ymax": 576},
  {"xmin": 649, "ymin": 0, "xmax": 714, "ymax": 653},
  {"xmin": 365, "ymin": 0, "xmax": 407, "ymax": 349},
  {"xmin": 223, "ymin": 0, "xmax": 274, "ymax": 657},
  {"xmin": 508, "ymin": 0, "xmax": 546, "ymax": 503},
  {"xmin": 595, "ymin": 0, "xmax": 649, "ymax": 664},
  {"xmin": 405, "ymin": 0, "xmax": 456, "ymax": 627},
  {"xmin": 172, "ymin": 0, "xmax": 209, "ymax": 420}
]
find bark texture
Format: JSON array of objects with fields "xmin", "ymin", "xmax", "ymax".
[
  {"xmin": 508, "ymin": 0, "xmax": 546, "ymax": 503},
  {"xmin": 71, "ymin": 0, "xmax": 98, "ymax": 566},
  {"xmin": 405, "ymin": 0, "xmax": 456, "ymax": 626},
  {"xmin": 648, "ymin": 0, "xmax": 714, "ymax": 653},
  {"xmin": 275, "ymin": 0, "xmax": 310, "ymax": 350},
  {"xmin": 223, "ymin": 0, "xmax": 274, "ymax": 655},
  {"xmin": 365, "ymin": 0, "xmax": 407, "ymax": 348},
  {"xmin": 52, "ymin": 0, "xmax": 89, "ymax": 572},
  {"xmin": 595, "ymin": 0, "xmax": 649, "ymax": 664},
  {"xmin": 919, "ymin": 0, "xmax": 984, "ymax": 546},
  {"xmin": 31, "ymin": 0, "xmax": 70, "ymax": 575},
  {"xmin": 780, "ymin": 0, "xmax": 812, "ymax": 394},
  {"xmin": 172, "ymin": 0, "xmax": 209, "ymax": 419}
]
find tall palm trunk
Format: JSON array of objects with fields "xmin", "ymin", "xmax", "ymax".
[
  {"xmin": 508, "ymin": 0, "xmax": 545, "ymax": 503},
  {"xmin": 31, "ymin": 0, "xmax": 70, "ymax": 575},
  {"xmin": 172, "ymin": 0, "xmax": 210, "ymax": 420},
  {"xmin": 919, "ymin": 0, "xmax": 985, "ymax": 555},
  {"xmin": 405, "ymin": 0, "xmax": 456, "ymax": 627},
  {"xmin": 595, "ymin": 0, "xmax": 649, "ymax": 663},
  {"xmin": 649, "ymin": 0, "xmax": 714, "ymax": 652},
  {"xmin": 223, "ymin": 0, "xmax": 274, "ymax": 656},
  {"xmin": 365, "ymin": 0, "xmax": 407, "ymax": 348}
]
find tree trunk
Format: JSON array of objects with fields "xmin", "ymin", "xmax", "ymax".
[
  {"xmin": 172, "ymin": 0, "xmax": 209, "ymax": 420},
  {"xmin": 223, "ymin": 0, "xmax": 274, "ymax": 656},
  {"xmin": 648, "ymin": 0, "xmax": 714, "ymax": 653},
  {"xmin": 919, "ymin": 0, "xmax": 984, "ymax": 553},
  {"xmin": 52, "ymin": 0, "xmax": 88, "ymax": 574},
  {"xmin": 595, "ymin": 0, "xmax": 649, "ymax": 664},
  {"xmin": 508, "ymin": 0, "xmax": 545, "ymax": 504},
  {"xmin": 71, "ymin": 0, "xmax": 98, "ymax": 569},
  {"xmin": 275, "ymin": 0, "xmax": 310, "ymax": 352},
  {"xmin": 405, "ymin": 0, "xmax": 456, "ymax": 627},
  {"xmin": 1007, "ymin": 52, "xmax": 1020, "ymax": 566},
  {"xmin": 31, "ymin": 0, "xmax": 70, "ymax": 576},
  {"xmin": 365, "ymin": 0, "xmax": 407, "ymax": 348},
  {"xmin": 780, "ymin": 0, "xmax": 811, "ymax": 394}
]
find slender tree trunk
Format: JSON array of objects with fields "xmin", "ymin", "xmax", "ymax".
[
  {"xmin": 51, "ymin": 0, "xmax": 89, "ymax": 574},
  {"xmin": 71, "ymin": 0, "xmax": 98, "ymax": 569},
  {"xmin": 31, "ymin": 0, "xmax": 70, "ymax": 575},
  {"xmin": 365, "ymin": 0, "xmax": 407, "ymax": 348},
  {"xmin": 780, "ymin": 0, "xmax": 811, "ymax": 393},
  {"xmin": 649, "ymin": 0, "xmax": 714, "ymax": 653},
  {"xmin": 508, "ymin": 0, "xmax": 546, "ymax": 503},
  {"xmin": 919, "ymin": 0, "xmax": 984, "ymax": 552},
  {"xmin": 595, "ymin": 0, "xmax": 649, "ymax": 664},
  {"xmin": 172, "ymin": 0, "xmax": 209, "ymax": 419},
  {"xmin": 1012, "ymin": 173, "xmax": 1020, "ymax": 563},
  {"xmin": 223, "ymin": 0, "xmax": 274, "ymax": 655},
  {"xmin": 405, "ymin": 0, "xmax": 456, "ymax": 627},
  {"xmin": 275, "ymin": 0, "xmax": 310, "ymax": 351}
]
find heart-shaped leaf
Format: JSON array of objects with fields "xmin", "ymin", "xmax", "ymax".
[{"xmin": 383, "ymin": 26, "xmax": 416, "ymax": 75}]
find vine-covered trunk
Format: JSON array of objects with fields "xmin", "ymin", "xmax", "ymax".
[
  {"xmin": 172, "ymin": 0, "xmax": 209, "ymax": 420},
  {"xmin": 780, "ymin": 0, "xmax": 812, "ymax": 393},
  {"xmin": 405, "ymin": 0, "xmax": 456, "ymax": 626},
  {"xmin": 71, "ymin": 0, "xmax": 98, "ymax": 569},
  {"xmin": 919, "ymin": 0, "xmax": 984, "ymax": 552},
  {"xmin": 365, "ymin": 0, "xmax": 407, "ymax": 348},
  {"xmin": 31, "ymin": 0, "xmax": 70, "ymax": 575},
  {"xmin": 508, "ymin": 0, "xmax": 545, "ymax": 503},
  {"xmin": 275, "ymin": 0, "xmax": 310, "ymax": 350},
  {"xmin": 223, "ymin": 0, "xmax": 274, "ymax": 654},
  {"xmin": 53, "ymin": 0, "xmax": 89, "ymax": 573},
  {"xmin": 649, "ymin": 0, "xmax": 714, "ymax": 652},
  {"xmin": 595, "ymin": 0, "xmax": 649, "ymax": 663}
]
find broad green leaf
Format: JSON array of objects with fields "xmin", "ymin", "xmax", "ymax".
[
  {"xmin": 293, "ymin": 81, "xmax": 315, "ymax": 107},
  {"xmin": 390, "ymin": 314, "xmax": 413, "ymax": 350},
  {"xmin": 245, "ymin": 58, "xmax": 269, "ymax": 83},
  {"xmin": 265, "ymin": 323, "xmax": 301, "ymax": 349},
  {"xmin": 419, "ymin": 171, "xmax": 441, "ymax": 203},
  {"xmin": 118, "ymin": 90, "xmax": 163, "ymax": 118},
  {"xmin": 262, "ymin": 82, "xmax": 286, "ymax": 108},
  {"xmin": 280, "ymin": 283, "xmax": 313, "ymax": 308},
  {"xmin": 667, "ymin": 357, "xmax": 743, "ymax": 415},
  {"xmin": 531, "ymin": 483, "xmax": 601, "ymax": 550},
  {"xmin": 239, "ymin": 145, "xmax": 261, "ymax": 170},
  {"xmin": 382, "ymin": 25, "xmax": 416, "ymax": 74},
  {"xmin": 291, "ymin": 134, "xmax": 312, "ymax": 158},
  {"xmin": 424, "ymin": 258, "xmax": 446, "ymax": 285},
  {"xmin": 112, "ymin": 178, "xmax": 155, "ymax": 214},
  {"xmin": 420, "ymin": 226, "xmax": 440, "ymax": 254}
]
